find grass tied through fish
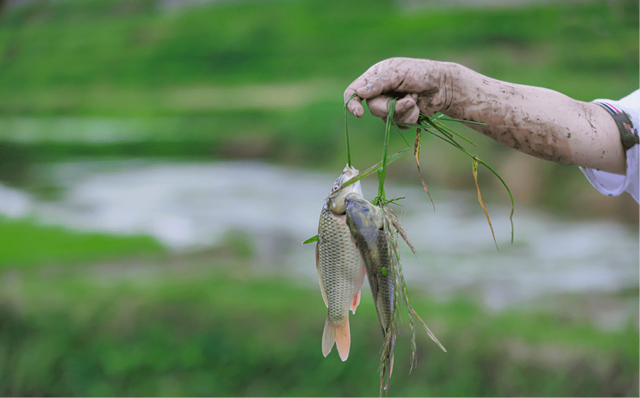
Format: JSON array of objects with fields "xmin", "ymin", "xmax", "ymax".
[
  {"xmin": 304, "ymin": 94, "xmax": 515, "ymax": 394},
  {"xmin": 342, "ymin": 93, "xmax": 515, "ymax": 394}
]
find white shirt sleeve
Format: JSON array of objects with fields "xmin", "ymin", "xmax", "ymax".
[{"xmin": 580, "ymin": 90, "xmax": 640, "ymax": 203}]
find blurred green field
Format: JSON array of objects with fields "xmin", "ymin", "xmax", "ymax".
[
  {"xmin": 0, "ymin": 0, "xmax": 636, "ymax": 97},
  {"xmin": 0, "ymin": 0, "xmax": 637, "ymax": 139},
  {"xmin": 1, "ymin": 249, "xmax": 637, "ymax": 396},
  {"xmin": 0, "ymin": 216, "xmax": 166, "ymax": 271}
]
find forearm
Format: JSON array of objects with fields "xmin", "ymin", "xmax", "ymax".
[{"xmin": 441, "ymin": 64, "xmax": 626, "ymax": 174}]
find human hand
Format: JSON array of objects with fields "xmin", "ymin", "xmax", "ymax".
[{"xmin": 343, "ymin": 57, "xmax": 454, "ymax": 125}]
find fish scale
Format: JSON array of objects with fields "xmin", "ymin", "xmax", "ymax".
[
  {"xmin": 373, "ymin": 227, "xmax": 393, "ymax": 332},
  {"xmin": 318, "ymin": 208, "xmax": 362, "ymax": 324}
]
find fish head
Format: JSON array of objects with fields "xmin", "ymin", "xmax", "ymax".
[
  {"xmin": 345, "ymin": 194, "xmax": 384, "ymax": 230},
  {"xmin": 326, "ymin": 165, "xmax": 363, "ymax": 214}
]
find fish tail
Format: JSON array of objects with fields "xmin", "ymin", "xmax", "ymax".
[
  {"xmin": 322, "ymin": 316, "xmax": 351, "ymax": 361},
  {"xmin": 334, "ymin": 318, "xmax": 351, "ymax": 361},
  {"xmin": 350, "ymin": 289, "xmax": 361, "ymax": 314},
  {"xmin": 321, "ymin": 316, "xmax": 335, "ymax": 357}
]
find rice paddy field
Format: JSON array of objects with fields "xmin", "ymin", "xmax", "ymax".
[{"xmin": 0, "ymin": 0, "xmax": 638, "ymax": 396}]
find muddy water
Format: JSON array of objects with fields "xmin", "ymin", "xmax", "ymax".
[{"xmin": 2, "ymin": 160, "xmax": 637, "ymax": 328}]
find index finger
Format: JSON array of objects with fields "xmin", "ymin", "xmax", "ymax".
[
  {"xmin": 345, "ymin": 58, "xmax": 419, "ymax": 117},
  {"xmin": 344, "ymin": 60, "xmax": 394, "ymax": 117}
]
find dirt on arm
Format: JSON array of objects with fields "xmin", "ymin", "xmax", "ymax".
[{"xmin": 441, "ymin": 64, "xmax": 625, "ymax": 174}]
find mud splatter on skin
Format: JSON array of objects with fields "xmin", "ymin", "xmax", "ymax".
[
  {"xmin": 437, "ymin": 64, "xmax": 626, "ymax": 173},
  {"xmin": 440, "ymin": 66, "xmax": 574, "ymax": 164}
]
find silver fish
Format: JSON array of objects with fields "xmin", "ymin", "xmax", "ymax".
[{"xmin": 316, "ymin": 165, "xmax": 366, "ymax": 361}]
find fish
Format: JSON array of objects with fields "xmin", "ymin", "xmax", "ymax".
[
  {"xmin": 344, "ymin": 194, "xmax": 394, "ymax": 337},
  {"xmin": 316, "ymin": 165, "xmax": 366, "ymax": 361},
  {"xmin": 344, "ymin": 193, "xmax": 396, "ymax": 390}
]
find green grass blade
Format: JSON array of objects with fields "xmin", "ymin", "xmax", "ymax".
[
  {"xmin": 392, "ymin": 123, "xmax": 413, "ymax": 148},
  {"xmin": 414, "ymin": 129, "xmax": 435, "ymax": 211},
  {"xmin": 475, "ymin": 157, "xmax": 516, "ymax": 244},
  {"xmin": 420, "ymin": 115, "xmax": 478, "ymax": 146},
  {"xmin": 343, "ymin": 93, "xmax": 359, "ymax": 167},
  {"xmin": 472, "ymin": 157, "xmax": 499, "ymax": 250},
  {"xmin": 434, "ymin": 114, "xmax": 487, "ymax": 125},
  {"xmin": 302, "ymin": 235, "xmax": 318, "ymax": 245},
  {"xmin": 396, "ymin": 114, "xmax": 515, "ymax": 245},
  {"xmin": 337, "ymin": 147, "xmax": 410, "ymax": 192},
  {"xmin": 410, "ymin": 307, "xmax": 447, "ymax": 353},
  {"xmin": 376, "ymin": 98, "xmax": 397, "ymax": 205}
]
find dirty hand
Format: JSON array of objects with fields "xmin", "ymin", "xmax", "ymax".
[{"xmin": 344, "ymin": 57, "xmax": 454, "ymax": 125}]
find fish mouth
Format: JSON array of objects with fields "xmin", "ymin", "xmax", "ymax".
[
  {"xmin": 341, "ymin": 164, "xmax": 358, "ymax": 178},
  {"xmin": 324, "ymin": 166, "xmax": 363, "ymax": 211},
  {"xmin": 334, "ymin": 165, "xmax": 359, "ymax": 190}
]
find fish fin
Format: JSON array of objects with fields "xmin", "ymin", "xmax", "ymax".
[
  {"xmin": 357, "ymin": 263, "xmax": 366, "ymax": 289},
  {"xmin": 318, "ymin": 277, "xmax": 328, "ymax": 308},
  {"xmin": 350, "ymin": 289, "xmax": 361, "ymax": 314},
  {"xmin": 350, "ymin": 264, "xmax": 366, "ymax": 315},
  {"xmin": 316, "ymin": 248, "xmax": 329, "ymax": 308},
  {"xmin": 321, "ymin": 316, "xmax": 335, "ymax": 357},
  {"xmin": 334, "ymin": 319, "xmax": 351, "ymax": 362}
]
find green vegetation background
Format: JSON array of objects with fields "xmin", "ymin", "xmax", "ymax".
[{"xmin": 0, "ymin": 0, "xmax": 638, "ymax": 396}]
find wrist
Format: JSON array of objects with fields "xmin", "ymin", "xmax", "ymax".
[{"xmin": 592, "ymin": 100, "xmax": 639, "ymax": 152}]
